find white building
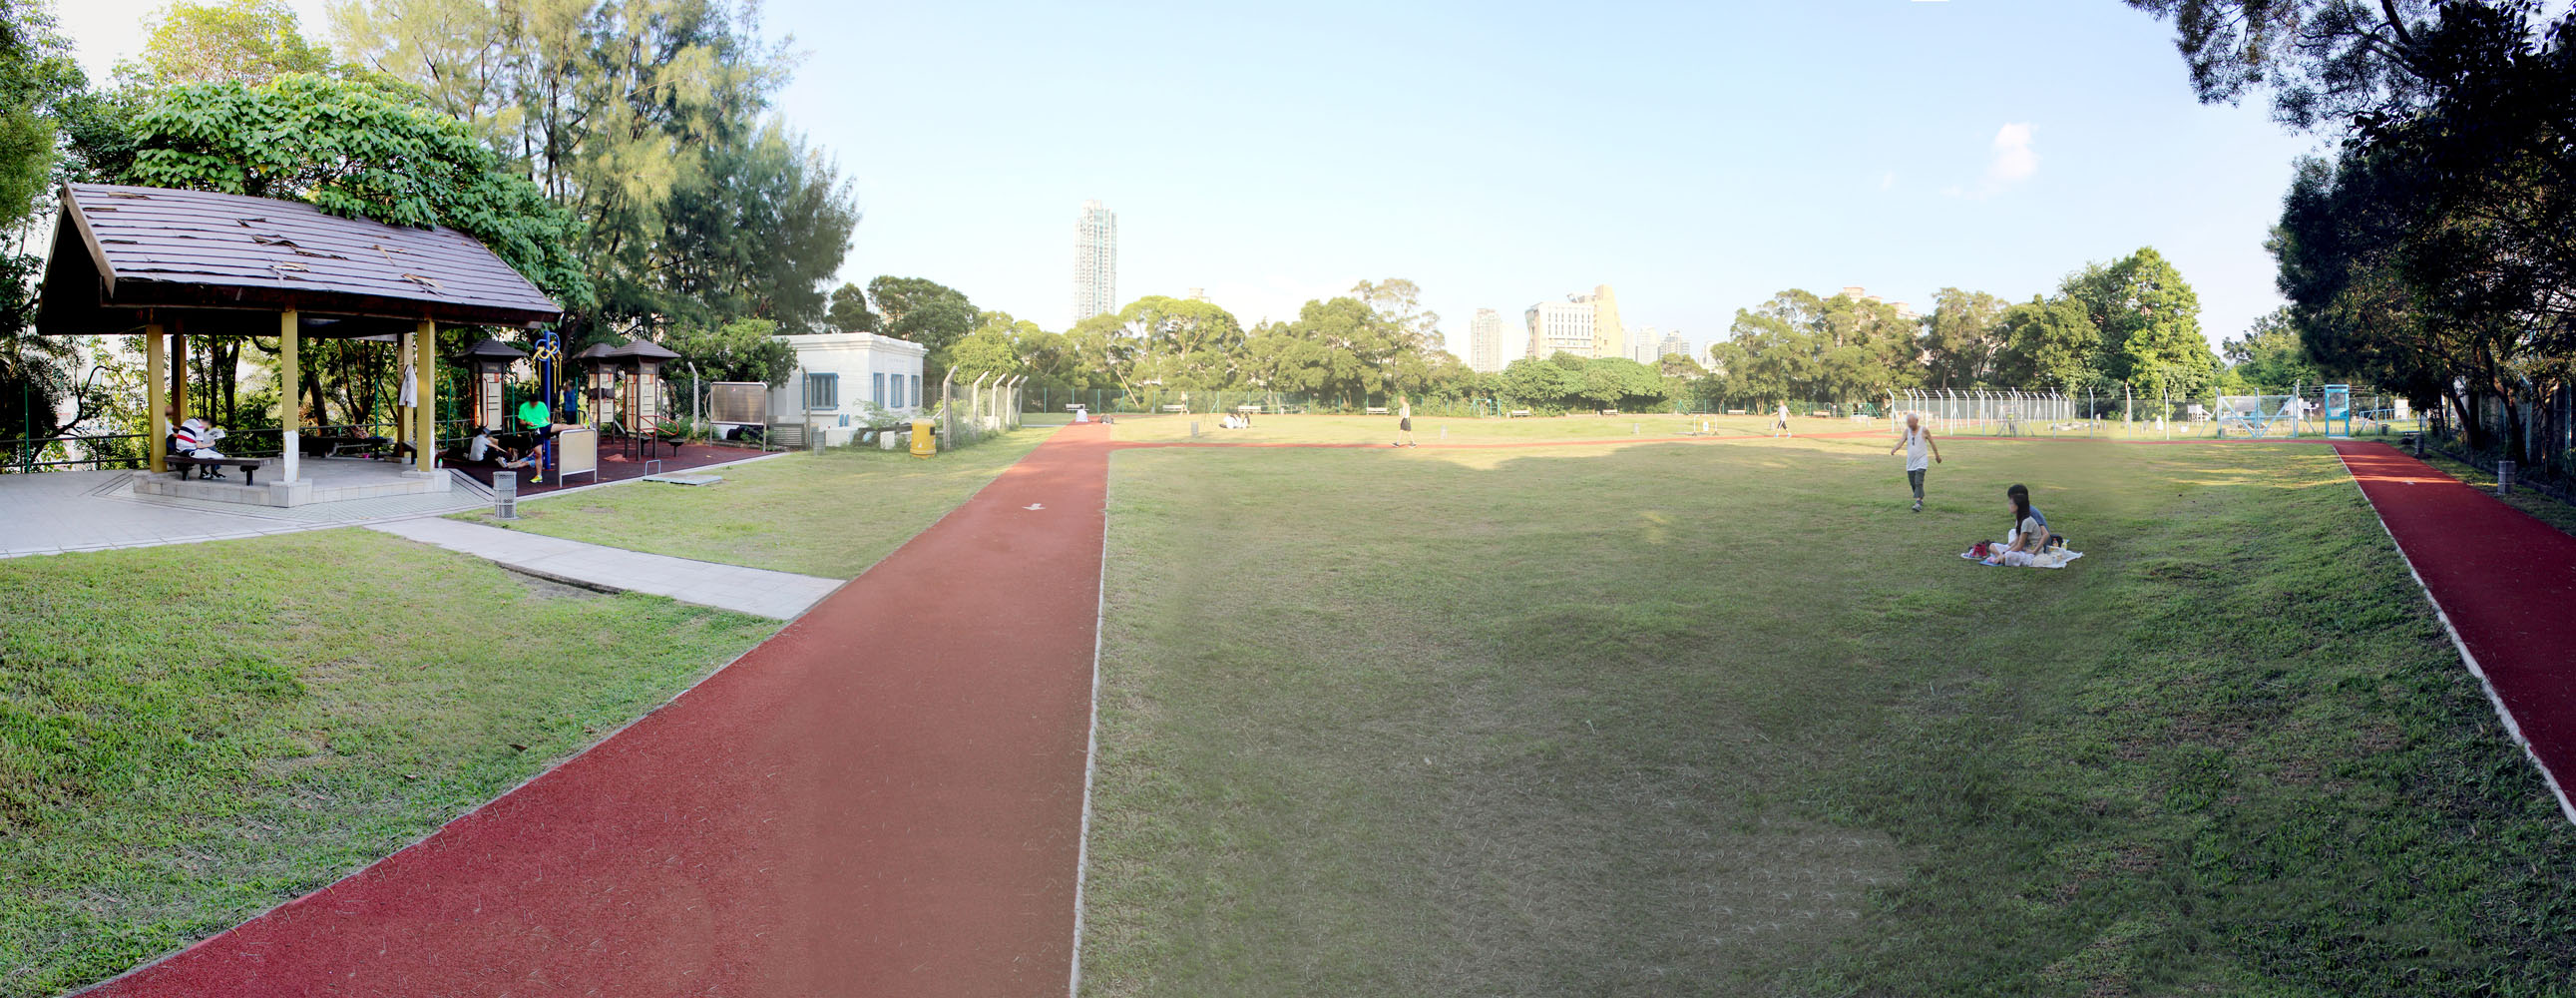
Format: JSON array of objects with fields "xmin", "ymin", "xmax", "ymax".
[
  {"xmin": 1073, "ymin": 200, "xmax": 1117, "ymax": 327},
  {"xmin": 1469, "ymin": 307, "xmax": 1507, "ymax": 372},
  {"xmin": 1526, "ymin": 297, "xmax": 1593, "ymax": 359},
  {"xmin": 769, "ymin": 331, "xmax": 929, "ymax": 446},
  {"xmin": 1659, "ymin": 330, "xmax": 1689, "ymax": 361}
]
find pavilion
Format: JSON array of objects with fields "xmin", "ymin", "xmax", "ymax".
[{"xmin": 34, "ymin": 182, "xmax": 563, "ymax": 506}]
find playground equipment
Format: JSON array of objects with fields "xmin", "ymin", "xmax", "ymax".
[
  {"xmin": 2323, "ymin": 384, "xmax": 2353, "ymax": 437},
  {"xmin": 2213, "ymin": 395, "xmax": 2298, "ymax": 438}
]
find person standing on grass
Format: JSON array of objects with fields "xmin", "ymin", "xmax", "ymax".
[
  {"xmin": 1394, "ymin": 399, "xmax": 1418, "ymax": 447},
  {"xmin": 1889, "ymin": 412, "xmax": 1942, "ymax": 512},
  {"xmin": 1772, "ymin": 401, "xmax": 1792, "ymax": 438}
]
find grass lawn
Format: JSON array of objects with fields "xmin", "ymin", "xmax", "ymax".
[
  {"xmin": 0, "ymin": 530, "xmax": 777, "ymax": 997},
  {"xmin": 1080, "ymin": 433, "xmax": 2576, "ymax": 996},
  {"xmin": 1107, "ymin": 411, "xmax": 1844, "ymax": 445},
  {"xmin": 449, "ymin": 426, "xmax": 1056, "ymax": 578}
]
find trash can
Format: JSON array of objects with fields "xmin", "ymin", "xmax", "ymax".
[{"xmin": 909, "ymin": 419, "xmax": 936, "ymax": 458}]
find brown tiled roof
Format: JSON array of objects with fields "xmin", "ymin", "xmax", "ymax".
[{"xmin": 37, "ymin": 183, "xmax": 564, "ymax": 335}]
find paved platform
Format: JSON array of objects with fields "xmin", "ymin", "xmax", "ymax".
[
  {"xmin": 364, "ymin": 517, "xmax": 841, "ymax": 620},
  {"xmin": 1, "ymin": 469, "xmax": 482, "ymax": 558}
]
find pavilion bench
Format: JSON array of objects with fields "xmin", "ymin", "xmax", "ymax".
[{"xmin": 167, "ymin": 454, "xmax": 269, "ymax": 485}]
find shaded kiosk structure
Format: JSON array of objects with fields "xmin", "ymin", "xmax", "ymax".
[
  {"xmin": 460, "ymin": 336, "xmax": 530, "ymax": 433},
  {"xmin": 34, "ymin": 182, "xmax": 563, "ymax": 505},
  {"xmin": 584, "ymin": 338, "xmax": 681, "ymax": 457}
]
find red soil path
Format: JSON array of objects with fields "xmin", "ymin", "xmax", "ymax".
[
  {"xmin": 84, "ymin": 423, "xmax": 1115, "ymax": 997},
  {"xmin": 2335, "ymin": 441, "xmax": 2576, "ymax": 821}
]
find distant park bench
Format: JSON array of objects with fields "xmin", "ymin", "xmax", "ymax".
[
  {"xmin": 1159, "ymin": 404, "xmax": 1186, "ymax": 413},
  {"xmin": 1506, "ymin": 408, "xmax": 1532, "ymax": 418},
  {"xmin": 1811, "ymin": 410, "xmax": 1830, "ymax": 417},
  {"xmin": 1365, "ymin": 406, "xmax": 1389, "ymax": 415},
  {"xmin": 167, "ymin": 454, "xmax": 269, "ymax": 485},
  {"xmin": 1726, "ymin": 408, "xmax": 1747, "ymax": 415},
  {"xmin": 1235, "ymin": 404, "xmax": 1261, "ymax": 413}
]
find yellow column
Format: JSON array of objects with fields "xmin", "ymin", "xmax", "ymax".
[
  {"xmin": 144, "ymin": 325, "xmax": 167, "ymax": 473},
  {"xmin": 279, "ymin": 309, "xmax": 299, "ymax": 483},
  {"xmin": 415, "ymin": 320, "xmax": 436, "ymax": 472}
]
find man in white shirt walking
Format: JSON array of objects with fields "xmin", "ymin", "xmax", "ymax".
[{"xmin": 1889, "ymin": 412, "xmax": 1942, "ymax": 512}]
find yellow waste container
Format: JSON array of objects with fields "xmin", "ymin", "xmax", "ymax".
[{"xmin": 909, "ymin": 419, "xmax": 936, "ymax": 458}]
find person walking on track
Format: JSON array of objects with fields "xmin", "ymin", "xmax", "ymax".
[
  {"xmin": 1394, "ymin": 400, "xmax": 1418, "ymax": 447},
  {"xmin": 1890, "ymin": 412, "xmax": 1942, "ymax": 512},
  {"xmin": 1772, "ymin": 402, "xmax": 1792, "ymax": 438}
]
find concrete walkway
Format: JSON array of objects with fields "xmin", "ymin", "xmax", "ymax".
[{"xmin": 365, "ymin": 517, "xmax": 840, "ymax": 620}]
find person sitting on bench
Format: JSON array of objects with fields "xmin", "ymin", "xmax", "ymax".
[{"xmin": 173, "ymin": 417, "xmax": 233, "ymax": 479}]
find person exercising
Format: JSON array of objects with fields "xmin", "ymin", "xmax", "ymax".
[{"xmin": 1889, "ymin": 412, "xmax": 1942, "ymax": 512}]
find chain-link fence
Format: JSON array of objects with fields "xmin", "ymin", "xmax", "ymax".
[{"xmin": 1890, "ymin": 384, "xmax": 2426, "ymax": 440}]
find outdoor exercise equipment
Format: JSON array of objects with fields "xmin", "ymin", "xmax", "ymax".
[
  {"xmin": 2213, "ymin": 395, "xmax": 2297, "ymax": 438},
  {"xmin": 2323, "ymin": 384, "xmax": 2353, "ymax": 438},
  {"xmin": 531, "ymin": 328, "xmax": 562, "ymax": 483}
]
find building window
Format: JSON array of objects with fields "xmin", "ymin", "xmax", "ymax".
[
  {"xmin": 908, "ymin": 374, "xmax": 920, "ymax": 408},
  {"xmin": 803, "ymin": 372, "xmax": 838, "ymax": 411},
  {"xmin": 874, "ymin": 372, "xmax": 887, "ymax": 407}
]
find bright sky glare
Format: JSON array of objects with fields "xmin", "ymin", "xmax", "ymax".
[{"xmin": 60, "ymin": 0, "xmax": 2326, "ymax": 357}]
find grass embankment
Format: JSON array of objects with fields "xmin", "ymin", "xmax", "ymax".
[
  {"xmin": 451, "ymin": 426, "xmax": 1056, "ymax": 578},
  {"xmin": 1080, "ymin": 433, "xmax": 2575, "ymax": 997},
  {"xmin": 0, "ymin": 530, "xmax": 777, "ymax": 997}
]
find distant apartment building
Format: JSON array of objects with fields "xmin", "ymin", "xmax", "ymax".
[
  {"xmin": 1627, "ymin": 324, "xmax": 1658, "ymax": 363},
  {"xmin": 1072, "ymin": 200, "xmax": 1117, "ymax": 327},
  {"xmin": 1841, "ymin": 284, "xmax": 1917, "ymax": 322},
  {"xmin": 1469, "ymin": 308, "xmax": 1507, "ymax": 372},
  {"xmin": 1659, "ymin": 330, "xmax": 1689, "ymax": 361},
  {"xmin": 1524, "ymin": 283, "xmax": 1626, "ymax": 360},
  {"xmin": 1589, "ymin": 284, "xmax": 1625, "ymax": 360},
  {"xmin": 1525, "ymin": 297, "xmax": 1593, "ymax": 358}
]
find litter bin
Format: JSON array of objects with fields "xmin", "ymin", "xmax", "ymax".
[{"xmin": 909, "ymin": 419, "xmax": 936, "ymax": 458}]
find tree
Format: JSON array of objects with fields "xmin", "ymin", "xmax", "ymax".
[
  {"xmin": 947, "ymin": 310, "xmax": 1038, "ymax": 382},
  {"xmin": 825, "ymin": 281, "xmax": 879, "ymax": 332},
  {"xmin": 132, "ymin": 0, "xmax": 333, "ymax": 87},
  {"xmin": 2059, "ymin": 247, "xmax": 2216, "ymax": 395},
  {"xmin": 1922, "ymin": 287, "xmax": 2006, "ymax": 387},
  {"xmin": 662, "ymin": 317, "xmax": 794, "ymax": 387},
  {"xmin": 124, "ymin": 73, "xmax": 590, "ymax": 305},
  {"xmin": 1350, "ymin": 277, "xmax": 1439, "ymax": 350},
  {"xmin": 656, "ymin": 122, "xmax": 859, "ymax": 335},
  {"xmin": 1991, "ymin": 296, "xmax": 2102, "ymax": 389},
  {"xmin": 333, "ymin": 0, "xmax": 792, "ymax": 342},
  {"xmin": 1496, "ymin": 356, "xmax": 1578, "ymax": 410},
  {"xmin": 1118, "ymin": 295, "xmax": 1243, "ymax": 390},
  {"xmin": 2220, "ymin": 307, "xmax": 2327, "ymax": 390},
  {"xmin": 866, "ymin": 276, "xmax": 977, "ymax": 381}
]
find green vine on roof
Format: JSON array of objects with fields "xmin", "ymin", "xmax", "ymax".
[{"xmin": 123, "ymin": 72, "xmax": 594, "ymax": 309}]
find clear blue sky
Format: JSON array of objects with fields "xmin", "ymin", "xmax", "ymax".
[{"xmin": 72, "ymin": 0, "xmax": 2325, "ymax": 358}]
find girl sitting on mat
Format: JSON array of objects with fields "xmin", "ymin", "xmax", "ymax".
[{"xmin": 1987, "ymin": 483, "xmax": 2053, "ymax": 567}]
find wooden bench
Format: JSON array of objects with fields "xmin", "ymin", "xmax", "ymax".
[{"xmin": 168, "ymin": 454, "xmax": 269, "ymax": 485}]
